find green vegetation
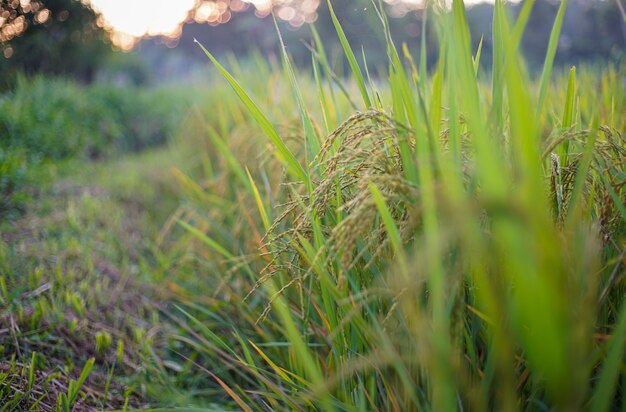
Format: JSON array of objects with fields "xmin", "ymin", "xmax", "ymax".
[
  {"xmin": 0, "ymin": 149, "xmax": 30, "ymax": 219},
  {"xmin": 1, "ymin": 0, "xmax": 625, "ymax": 410},
  {"xmin": 0, "ymin": 73, "xmax": 194, "ymax": 408},
  {"xmin": 170, "ymin": 1, "xmax": 626, "ymax": 410},
  {"xmin": 0, "ymin": 143, "xmax": 209, "ymax": 408},
  {"xmin": 0, "ymin": 76, "xmax": 185, "ymax": 160},
  {"xmin": 0, "ymin": 76, "xmax": 187, "ymax": 218}
]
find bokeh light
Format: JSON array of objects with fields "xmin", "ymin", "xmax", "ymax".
[
  {"xmin": 87, "ymin": 0, "xmax": 325, "ymax": 49},
  {"xmin": 2, "ymin": 0, "xmax": 503, "ymax": 51},
  {"xmin": 0, "ymin": 0, "xmax": 47, "ymax": 45},
  {"xmin": 86, "ymin": 0, "xmax": 196, "ymax": 50}
]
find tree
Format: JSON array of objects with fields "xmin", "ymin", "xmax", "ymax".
[{"xmin": 0, "ymin": 0, "xmax": 112, "ymax": 82}]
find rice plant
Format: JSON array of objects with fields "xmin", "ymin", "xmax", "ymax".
[{"xmin": 168, "ymin": 0, "xmax": 625, "ymax": 410}]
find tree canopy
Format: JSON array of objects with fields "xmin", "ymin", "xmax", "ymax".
[{"xmin": 0, "ymin": 0, "xmax": 112, "ymax": 81}]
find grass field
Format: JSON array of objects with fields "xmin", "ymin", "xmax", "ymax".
[{"xmin": 1, "ymin": 0, "xmax": 625, "ymax": 410}]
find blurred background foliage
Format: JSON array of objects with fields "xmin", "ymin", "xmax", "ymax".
[
  {"xmin": 0, "ymin": 0, "xmax": 112, "ymax": 85},
  {"xmin": 0, "ymin": 75, "xmax": 190, "ymax": 217},
  {"xmin": 1, "ymin": 0, "xmax": 624, "ymax": 86}
]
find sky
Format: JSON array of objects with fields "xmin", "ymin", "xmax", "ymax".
[{"xmin": 88, "ymin": 0, "xmax": 497, "ymax": 48}]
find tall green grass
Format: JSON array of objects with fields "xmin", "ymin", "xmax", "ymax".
[{"xmin": 170, "ymin": 1, "xmax": 626, "ymax": 410}]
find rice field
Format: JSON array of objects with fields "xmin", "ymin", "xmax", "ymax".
[{"xmin": 1, "ymin": 0, "xmax": 625, "ymax": 410}]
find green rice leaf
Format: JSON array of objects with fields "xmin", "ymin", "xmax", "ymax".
[
  {"xmin": 590, "ymin": 298, "xmax": 626, "ymax": 412},
  {"xmin": 178, "ymin": 219, "xmax": 234, "ymax": 260},
  {"xmin": 195, "ymin": 39, "xmax": 307, "ymax": 183},
  {"xmin": 536, "ymin": 0, "xmax": 569, "ymax": 117},
  {"xmin": 327, "ymin": 0, "xmax": 372, "ymax": 109}
]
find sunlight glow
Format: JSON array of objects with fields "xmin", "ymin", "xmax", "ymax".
[
  {"xmin": 88, "ymin": 0, "xmax": 501, "ymax": 50},
  {"xmin": 88, "ymin": 0, "xmax": 195, "ymax": 49}
]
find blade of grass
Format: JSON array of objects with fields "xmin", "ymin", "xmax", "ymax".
[
  {"xmin": 195, "ymin": 39, "xmax": 307, "ymax": 183},
  {"xmin": 274, "ymin": 17, "xmax": 320, "ymax": 167},
  {"xmin": 536, "ymin": 0, "xmax": 569, "ymax": 117},
  {"xmin": 309, "ymin": 24, "xmax": 357, "ymax": 112},
  {"xmin": 590, "ymin": 298, "xmax": 626, "ymax": 412},
  {"xmin": 473, "ymin": 35, "xmax": 483, "ymax": 76},
  {"xmin": 559, "ymin": 66, "xmax": 576, "ymax": 164},
  {"xmin": 564, "ymin": 118, "xmax": 597, "ymax": 227},
  {"xmin": 419, "ymin": 6, "xmax": 428, "ymax": 98},
  {"xmin": 368, "ymin": 182, "xmax": 405, "ymax": 269},
  {"xmin": 327, "ymin": 0, "xmax": 372, "ymax": 109},
  {"xmin": 492, "ymin": 0, "xmax": 505, "ymax": 130},
  {"xmin": 511, "ymin": 0, "xmax": 536, "ymax": 49},
  {"xmin": 248, "ymin": 340, "xmax": 294, "ymax": 384},
  {"xmin": 68, "ymin": 358, "xmax": 94, "ymax": 405},
  {"xmin": 246, "ymin": 168, "xmax": 271, "ymax": 232},
  {"xmin": 178, "ymin": 219, "xmax": 234, "ymax": 260}
]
